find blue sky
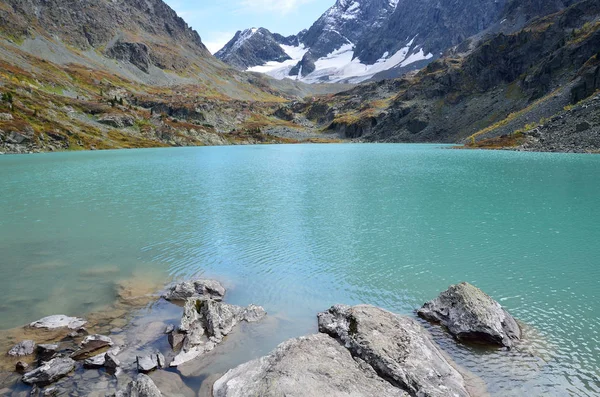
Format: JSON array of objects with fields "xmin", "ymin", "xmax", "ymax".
[{"xmin": 163, "ymin": 0, "xmax": 333, "ymax": 54}]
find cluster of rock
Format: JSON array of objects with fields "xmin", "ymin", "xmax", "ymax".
[
  {"xmin": 6, "ymin": 278, "xmax": 522, "ymax": 396},
  {"xmin": 214, "ymin": 282, "xmax": 522, "ymax": 396},
  {"xmin": 162, "ymin": 279, "xmax": 266, "ymax": 367},
  {"xmin": 3, "ymin": 278, "xmax": 268, "ymax": 395}
]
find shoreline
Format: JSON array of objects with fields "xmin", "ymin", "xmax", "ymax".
[{"xmin": 0, "ymin": 277, "xmax": 547, "ymax": 396}]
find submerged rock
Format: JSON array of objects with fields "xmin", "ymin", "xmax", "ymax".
[
  {"xmin": 162, "ymin": 279, "xmax": 226, "ymax": 302},
  {"xmin": 318, "ymin": 304, "xmax": 473, "ymax": 397},
  {"xmin": 213, "ymin": 333, "xmax": 409, "ymax": 397},
  {"xmin": 418, "ymin": 282, "xmax": 521, "ymax": 348},
  {"xmin": 116, "ymin": 373, "xmax": 162, "ymax": 397},
  {"xmin": 8, "ymin": 340, "xmax": 35, "ymax": 357},
  {"xmin": 136, "ymin": 352, "xmax": 165, "ymax": 373},
  {"xmin": 30, "ymin": 315, "xmax": 87, "ymax": 330},
  {"xmin": 170, "ymin": 298, "xmax": 266, "ymax": 367},
  {"xmin": 22, "ymin": 357, "xmax": 76, "ymax": 386}
]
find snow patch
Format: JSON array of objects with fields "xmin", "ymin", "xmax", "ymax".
[{"xmin": 248, "ymin": 36, "xmax": 433, "ymax": 84}]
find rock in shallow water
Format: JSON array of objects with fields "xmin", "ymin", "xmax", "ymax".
[
  {"xmin": 417, "ymin": 282, "xmax": 521, "ymax": 348},
  {"xmin": 318, "ymin": 304, "xmax": 473, "ymax": 397},
  {"xmin": 162, "ymin": 279, "xmax": 225, "ymax": 302},
  {"xmin": 37, "ymin": 344, "xmax": 59, "ymax": 363},
  {"xmin": 213, "ymin": 333, "xmax": 409, "ymax": 397},
  {"xmin": 22, "ymin": 357, "xmax": 76, "ymax": 386},
  {"xmin": 30, "ymin": 315, "xmax": 87, "ymax": 330},
  {"xmin": 71, "ymin": 334, "xmax": 114, "ymax": 360},
  {"xmin": 116, "ymin": 373, "xmax": 162, "ymax": 397},
  {"xmin": 137, "ymin": 352, "xmax": 165, "ymax": 373},
  {"xmin": 8, "ymin": 340, "xmax": 35, "ymax": 357},
  {"xmin": 170, "ymin": 298, "xmax": 266, "ymax": 367}
]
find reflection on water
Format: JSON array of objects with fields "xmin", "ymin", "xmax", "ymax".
[{"xmin": 1, "ymin": 144, "xmax": 599, "ymax": 395}]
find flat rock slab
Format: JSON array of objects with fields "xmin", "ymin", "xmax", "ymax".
[
  {"xmin": 318, "ymin": 304, "xmax": 473, "ymax": 397},
  {"xmin": 22, "ymin": 357, "xmax": 76, "ymax": 386},
  {"xmin": 213, "ymin": 333, "xmax": 409, "ymax": 397},
  {"xmin": 71, "ymin": 334, "xmax": 114, "ymax": 360},
  {"xmin": 418, "ymin": 282, "xmax": 521, "ymax": 348},
  {"xmin": 163, "ymin": 279, "xmax": 226, "ymax": 301},
  {"xmin": 30, "ymin": 315, "xmax": 87, "ymax": 330},
  {"xmin": 8, "ymin": 340, "xmax": 35, "ymax": 357},
  {"xmin": 116, "ymin": 373, "xmax": 162, "ymax": 397}
]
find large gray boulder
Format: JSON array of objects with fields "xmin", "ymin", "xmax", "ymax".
[
  {"xmin": 213, "ymin": 333, "xmax": 409, "ymax": 397},
  {"xmin": 417, "ymin": 282, "xmax": 521, "ymax": 348},
  {"xmin": 170, "ymin": 298, "xmax": 266, "ymax": 367},
  {"xmin": 22, "ymin": 357, "xmax": 76, "ymax": 386},
  {"xmin": 162, "ymin": 279, "xmax": 226, "ymax": 302},
  {"xmin": 318, "ymin": 304, "xmax": 472, "ymax": 397},
  {"xmin": 116, "ymin": 373, "xmax": 162, "ymax": 397},
  {"xmin": 29, "ymin": 315, "xmax": 87, "ymax": 330}
]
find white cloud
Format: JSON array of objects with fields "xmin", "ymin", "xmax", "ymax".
[
  {"xmin": 204, "ymin": 31, "xmax": 236, "ymax": 54},
  {"xmin": 237, "ymin": 0, "xmax": 317, "ymax": 14}
]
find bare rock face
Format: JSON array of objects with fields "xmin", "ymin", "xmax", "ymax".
[
  {"xmin": 418, "ymin": 282, "xmax": 521, "ymax": 348},
  {"xmin": 162, "ymin": 279, "xmax": 226, "ymax": 302},
  {"xmin": 169, "ymin": 298, "xmax": 266, "ymax": 367},
  {"xmin": 213, "ymin": 333, "xmax": 409, "ymax": 397},
  {"xmin": 8, "ymin": 340, "xmax": 35, "ymax": 357},
  {"xmin": 29, "ymin": 315, "xmax": 87, "ymax": 330},
  {"xmin": 318, "ymin": 304, "xmax": 473, "ymax": 397},
  {"xmin": 22, "ymin": 357, "xmax": 76, "ymax": 386},
  {"xmin": 116, "ymin": 373, "xmax": 162, "ymax": 397}
]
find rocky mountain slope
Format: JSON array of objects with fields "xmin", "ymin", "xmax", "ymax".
[
  {"xmin": 0, "ymin": 0, "xmax": 347, "ymax": 154},
  {"xmin": 215, "ymin": 28, "xmax": 303, "ymax": 70},
  {"xmin": 267, "ymin": 0, "xmax": 600, "ymax": 149},
  {"xmin": 217, "ymin": 0, "xmax": 575, "ymax": 84}
]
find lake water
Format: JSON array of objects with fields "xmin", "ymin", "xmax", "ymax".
[{"xmin": 0, "ymin": 144, "xmax": 599, "ymax": 396}]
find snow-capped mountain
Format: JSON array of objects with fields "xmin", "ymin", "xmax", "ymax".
[
  {"xmin": 214, "ymin": 28, "xmax": 303, "ymax": 70},
  {"xmin": 216, "ymin": 0, "xmax": 510, "ymax": 84}
]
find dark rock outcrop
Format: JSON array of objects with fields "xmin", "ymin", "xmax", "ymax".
[
  {"xmin": 106, "ymin": 42, "xmax": 152, "ymax": 73},
  {"xmin": 418, "ymin": 282, "xmax": 521, "ymax": 348},
  {"xmin": 37, "ymin": 344, "xmax": 59, "ymax": 363},
  {"xmin": 318, "ymin": 304, "xmax": 473, "ymax": 397}
]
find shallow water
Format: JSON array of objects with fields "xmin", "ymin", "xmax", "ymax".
[{"xmin": 0, "ymin": 144, "xmax": 599, "ymax": 395}]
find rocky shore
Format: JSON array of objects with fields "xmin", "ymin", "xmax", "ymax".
[{"xmin": 0, "ymin": 279, "xmax": 525, "ymax": 396}]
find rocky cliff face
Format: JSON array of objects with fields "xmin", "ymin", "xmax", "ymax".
[
  {"xmin": 279, "ymin": 0, "xmax": 600, "ymax": 146},
  {"xmin": 0, "ymin": 0, "xmax": 211, "ymax": 73}
]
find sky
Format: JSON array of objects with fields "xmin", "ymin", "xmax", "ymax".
[{"xmin": 163, "ymin": 0, "xmax": 333, "ymax": 54}]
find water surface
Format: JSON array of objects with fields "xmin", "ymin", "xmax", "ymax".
[{"xmin": 0, "ymin": 144, "xmax": 599, "ymax": 395}]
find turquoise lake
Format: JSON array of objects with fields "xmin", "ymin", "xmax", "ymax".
[{"xmin": 0, "ymin": 144, "xmax": 598, "ymax": 396}]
